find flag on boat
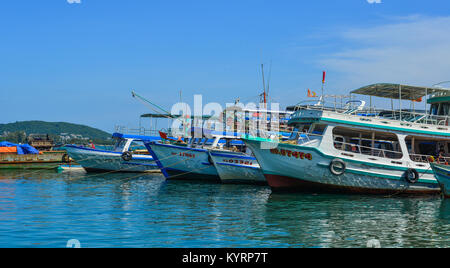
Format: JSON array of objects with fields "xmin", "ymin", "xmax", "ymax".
[
  {"xmin": 322, "ymin": 71, "xmax": 326, "ymax": 84},
  {"xmin": 159, "ymin": 131, "xmax": 168, "ymax": 140},
  {"xmin": 307, "ymin": 89, "xmax": 317, "ymax": 98}
]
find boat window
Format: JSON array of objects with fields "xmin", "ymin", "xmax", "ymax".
[
  {"xmin": 443, "ymin": 103, "xmax": 450, "ymax": 116},
  {"xmin": 430, "ymin": 102, "xmax": 450, "ymax": 116},
  {"xmin": 333, "ymin": 135, "xmax": 345, "ymax": 150},
  {"xmin": 129, "ymin": 141, "xmax": 149, "ymax": 154},
  {"xmin": 204, "ymin": 139, "xmax": 214, "ymax": 146},
  {"xmin": 311, "ymin": 124, "xmax": 327, "ymax": 135},
  {"xmin": 296, "ymin": 124, "xmax": 311, "ymax": 133},
  {"xmin": 430, "ymin": 104, "xmax": 439, "ymax": 116},
  {"xmin": 114, "ymin": 139, "xmax": 127, "ymax": 152},
  {"xmin": 332, "ymin": 127, "xmax": 402, "ymax": 159},
  {"xmin": 406, "ymin": 136, "xmax": 449, "ymax": 163},
  {"xmin": 289, "ymin": 129, "xmax": 300, "ymax": 140}
]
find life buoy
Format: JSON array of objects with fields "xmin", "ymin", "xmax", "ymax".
[
  {"xmin": 122, "ymin": 151, "xmax": 133, "ymax": 162},
  {"xmin": 405, "ymin": 169, "xmax": 419, "ymax": 184},
  {"xmin": 329, "ymin": 158, "xmax": 346, "ymax": 176},
  {"xmin": 62, "ymin": 153, "xmax": 70, "ymax": 163}
]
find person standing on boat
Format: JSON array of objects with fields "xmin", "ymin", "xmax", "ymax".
[{"xmin": 437, "ymin": 146, "xmax": 447, "ymax": 164}]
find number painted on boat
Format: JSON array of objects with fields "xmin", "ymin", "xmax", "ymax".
[
  {"xmin": 270, "ymin": 148, "xmax": 313, "ymax": 160},
  {"xmin": 172, "ymin": 152, "xmax": 196, "ymax": 158},
  {"xmin": 223, "ymin": 159, "xmax": 254, "ymax": 166}
]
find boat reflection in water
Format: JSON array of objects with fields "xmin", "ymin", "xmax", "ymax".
[{"xmin": 263, "ymin": 193, "xmax": 449, "ymax": 248}]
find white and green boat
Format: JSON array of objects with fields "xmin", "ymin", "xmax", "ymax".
[{"xmin": 243, "ymin": 83, "xmax": 450, "ymax": 195}]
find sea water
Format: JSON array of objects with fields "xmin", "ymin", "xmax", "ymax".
[{"xmin": 0, "ymin": 170, "xmax": 448, "ymax": 248}]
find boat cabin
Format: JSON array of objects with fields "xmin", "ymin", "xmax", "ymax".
[
  {"xmin": 111, "ymin": 133, "xmax": 160, "ymax": 154},
  {"xmin": 286, "ymin": 83, "xmax": 450, "ymax": 165},
  {"xmin": 428, "ymin": 91, "xmax": 450, "ymax": 117}
]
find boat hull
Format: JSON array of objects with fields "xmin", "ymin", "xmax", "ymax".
[
  {"xmin": 65, "ymin": 145, "xmax": 159, "ymax": 173},
  {"xmin": 430, "ymin": 163, "xmax": 450, "ymax": 198},
  {"xmin": 244, "ymin": 138, "xmax": 440, "ymax": 195},
  {"xmin": 144, "ymin": 142, "xmax": 220, "ymax": 182},
  {"xmin": 209, "ymin": 150, "xmax": 266, "ymax": 185}
]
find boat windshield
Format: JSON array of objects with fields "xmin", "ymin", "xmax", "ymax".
[{"xmin": 113, "ymin": 139, "xmax": 128, "ymax": 152}]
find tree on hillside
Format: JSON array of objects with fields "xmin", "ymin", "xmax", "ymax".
[{"xmin": 0, "ymin": 131, "xmax": 27, "ymax": 144}]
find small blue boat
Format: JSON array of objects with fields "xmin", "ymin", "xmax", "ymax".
[{"xmin": 64, "ymin": 133, "xmax": 161, "ymax": 173}]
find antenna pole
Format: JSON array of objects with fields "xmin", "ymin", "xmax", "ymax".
[
  {"xmin": 267, "ymin": 61, "xmax": 272, "ymax": 105},
  {"xmin": 261, "ymin": 64, "xmax": 266, "ymax": 109}
]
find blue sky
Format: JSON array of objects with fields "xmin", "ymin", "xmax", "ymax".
[{"xmin": 2, "ymin": 0, "xmax": 450, "ymax": 132}]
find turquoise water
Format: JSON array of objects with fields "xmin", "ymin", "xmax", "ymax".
[{"xmin": 0, "ymin": 170, "xmax": 448, "ymax": 248}]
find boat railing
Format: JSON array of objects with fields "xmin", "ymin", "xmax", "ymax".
[
  {"xmin": 114, "ymin": 126, "xmax": 160, "ymax": 137},
  {"xmin": 409, "ymin": 153, "xmax": 450, "ymax": 164},
  {"xmin": 333, "ymin": 141, "xmax": 404, "ymax": 159},
  {"xmin": 279, "ymin": 130, "xmax": 404, "ymax": 160},
  {"xmin": 293, "ymin": 100, "xmax": 450, "ymax": 127}
]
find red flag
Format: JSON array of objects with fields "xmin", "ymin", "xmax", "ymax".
[
  {"xmin": 159, "ymin": 131, "xmax": 168, "ymax": 140},
  {"xmin": 322, "ymin": 71, "xmax": 326, "ymax": 84}
]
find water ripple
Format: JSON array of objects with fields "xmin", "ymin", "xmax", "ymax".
[{"xmin": 0, "ymin": 170, "xmax": 448, "ymax": 248}]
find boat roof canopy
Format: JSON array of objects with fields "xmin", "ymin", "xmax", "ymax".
[{"xmin": 351, "ymin": 83, "xmax": 450, "ymax": 100}]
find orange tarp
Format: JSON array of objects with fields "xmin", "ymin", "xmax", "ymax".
[{"xmin": 0, "ymin": 147, "xmax": 17, "ymax": 153}]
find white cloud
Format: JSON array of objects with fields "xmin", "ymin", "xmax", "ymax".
[
  {"xmin": 67, "ymin": 0, "xmax": 81, "ymax": 3},
  {"xmin": 367, "ymin": 0, "xmax": 382, "ymax": 4},
  {"xmin": 318, "ymin": 16, "xmax": 450, "ymax": 88}
]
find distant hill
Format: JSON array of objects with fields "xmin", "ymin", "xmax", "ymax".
[{"xmin": 0, "ymin": 121, "xmax": 111, "ymax": 141}]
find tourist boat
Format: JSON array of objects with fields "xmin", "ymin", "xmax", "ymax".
[
  {"xmin": 430, "ymin": 163, "xmax": 450, "ymax": 198},
  {"xmin": 0, "ymin": 141, "xmax": 71, "ymax": 169},
  {"xmin": 64, "ymin": 133, "xmax": 160, "ymax": 173},
  {"xmin": 208, "ymin": 137, "xmax": 266, "ymax": 185},
  {"xmin": 144, "ymin": 132, "xmax": 222, "ymax": 182},
  {"xmin": 243, "ymin": 83, "xmax": 450, "ymax": 195},
  {"xmin": 146, "ymin": 130, "xmax": 268, "ymax": 183}
]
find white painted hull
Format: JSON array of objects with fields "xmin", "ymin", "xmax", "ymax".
[
  {"xmin": 65, "ymin": 145, "xmax": 159, "ymax": 173},
  {"xmin": 209, "ymin": 150, "xmax": 266, "ymax": 184},
  {"xmin": 145, "ymin": 142, "xmax": 220, "ymax": 181},
  {"xmin": 244, "ymin": 138, "xmax": 440, "ymax": 194}
]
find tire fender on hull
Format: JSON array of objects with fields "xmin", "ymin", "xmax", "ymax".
[
  {"xmin": 122, "ymin": 151, "xmax": 133, "ymax": 162},
  {"xmin": 329, "ymin": 158, "xmax": 346, "ymax": 176},
  {"xmin": 405, "ymin": 168, "xmax": 419, "ymax": 184}
]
